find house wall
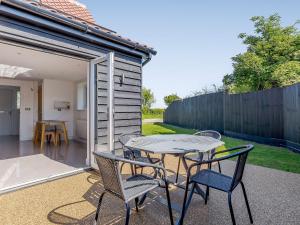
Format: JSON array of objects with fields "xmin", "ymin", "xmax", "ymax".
[
  {"xmin": 42, "ymin": 79, "xmax": 75, "ymax": 138},
  {"xmin": 0, "ymin": 78, "xmax": 38, "ymax": 140},
  {"xmin": 0, "ymin": 10, "xmax": 146, "ymax": 155},
  {"xmin": 96, "ymin": 53, "xmax": 142, "ymax": 153}
]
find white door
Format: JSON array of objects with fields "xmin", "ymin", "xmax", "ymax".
[
  {"xmin": 0, "ymin": 89, "xmax": 13, "ymax": 136},
  {"xmin": 89, "ymin": 52, "xmax": 115, "ymax": 169}
]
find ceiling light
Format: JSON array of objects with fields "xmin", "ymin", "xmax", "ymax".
[{"xmin": 0, "ymin": 64, "xmax": 32, "ymax": 79}]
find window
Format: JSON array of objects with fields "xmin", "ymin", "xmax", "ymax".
[{"xmin": 77, "ymin": 81, "xmax": 87, "ymax": 110}]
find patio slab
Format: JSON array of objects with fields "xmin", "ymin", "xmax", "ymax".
[{"xmin": 0, "ymin": 157, "xmax": 299, "ymax": 225}]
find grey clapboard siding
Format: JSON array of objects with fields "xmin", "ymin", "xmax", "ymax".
[
  {"xmin": 113, "ymin": 54, "xmax": 142, "ymax": 151},
  {"xmin": 96, "ymin": 54, "xmax": 142, "ymax": 152},
  {"xmin": 164, "ymin": 84, "xmax": 300, "ymax": 150}
]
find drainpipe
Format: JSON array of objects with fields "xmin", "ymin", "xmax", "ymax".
[{"xmin": 142, "ymin": 54, "xmax": 152, "ymax": 67}]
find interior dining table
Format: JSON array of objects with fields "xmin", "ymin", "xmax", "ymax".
[{"xmin": 34, "ymin": 120, "xmax": 69, "ymax": 149}]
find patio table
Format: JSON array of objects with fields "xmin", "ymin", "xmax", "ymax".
[{"xmin": 125, "ymin": 134, "xmax": 225, "ymax": 198}]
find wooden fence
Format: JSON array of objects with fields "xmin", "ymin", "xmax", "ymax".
[{"xmin": 164, "ymin": 83, "xmax": 300, "ymax": 150}]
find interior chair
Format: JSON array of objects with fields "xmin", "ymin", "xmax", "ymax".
[
  {"xmin": 34, "ymin": 122, "xmax": 56, "ymax": 146},
  {"xmin": 93, "ymin": 151, "xmax": 174, "ymax": 225},
  {"xmin": 55, "ymin": 129, "xmax": 65, "ymax": 145},
  {"xmin": 179, "ymin": 145, "xmax": 254, "ymax": 225}
]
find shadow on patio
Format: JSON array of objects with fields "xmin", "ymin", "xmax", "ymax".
[{"xmin": 43, "ymin": 155, "xmax": 300, "ymax": 225}]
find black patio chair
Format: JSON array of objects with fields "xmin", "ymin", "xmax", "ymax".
[
  {"xmin": 175, "ymin": 130, "xmax": 222, "ymax": 183},
  {"xmin": 179, "ymin": 145, "xmax": 254, "ymax": 225},
  {"xmin": 93, "ymin": 151, "xmax": 174, "ymax": 225},
  {"xmin": 119, "ymin": 132, "xmax": 161, "ymax": 174}
]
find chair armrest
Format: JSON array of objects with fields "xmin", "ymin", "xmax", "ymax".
[
  {"xmin": 187, "ymin": 145, "xmax": 253, "ymax": 177},
  {"xmin": 94, "ymin": 151, "xmax": 167, "ymax": 179},
  {"xmin": 116, "ymin": 156, "xmax": 167, "ymax": 180},
  {"xmin": 211, "ymin": 145, "xmax": 253, "ymax": 159},
  {"xmin": 115, "ymin": 155, "xmax": 164, "ymax": 170}
]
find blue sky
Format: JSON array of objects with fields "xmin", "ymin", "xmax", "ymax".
[{"xmin": 80, "ymin": 0, "xmax": 299, "ymax": 108}]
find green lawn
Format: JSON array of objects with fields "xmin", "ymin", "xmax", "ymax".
[
  {"xmin": 142, "ymin": 122, "xmax": 300, "ymax": 174},
  {"xmin": 142, "ymin": 114, "xmax": 163, "ymax": 119}
]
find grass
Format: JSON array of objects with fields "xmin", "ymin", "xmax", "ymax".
[
  {"xmin": 142, "ymin": 122, "xmax": 300, "ymax": 174},
  {"xmin": 142, "ymin": 114, "xmax": 163, "ymax": 119}
]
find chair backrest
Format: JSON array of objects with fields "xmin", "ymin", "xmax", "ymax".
[
  {"xmin": 194, "ymin": 130, "xmax": 221, "ymax": 140},
  {"xmin": 93, "ymin": 151, "xmax": 125, "ymax": 200},
  {"xmin": 229, "ymin": 145, "xmax": 254, "ymax": 190},
  {"xmin": 119, "ymin": 132, "xmax": 142, "ymax": 157}
]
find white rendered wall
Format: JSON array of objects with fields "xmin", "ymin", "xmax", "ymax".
[{"xmin": 42, "ymin": 79, "xmax": 75, "ymax": 138}]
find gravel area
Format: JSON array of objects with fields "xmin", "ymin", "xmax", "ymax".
[{"xmin": 0, "ymin": 157, "xmax": 299, "ymax": 225}]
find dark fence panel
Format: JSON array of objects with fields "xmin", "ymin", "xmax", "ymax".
[
  {"xmin": 164, "ymin": 83, "xmax": 300, "ymax": 150},
  {"xmin": 164, "ymin": 92, "xmax": 224, "ymax": 132},
  {"xmin": 283, "ymin": 83, "xmax": 300, "ymax": 146},
  {"xmin": 224, "ymin": 88, "xmax": 284, "ymax": 139}
]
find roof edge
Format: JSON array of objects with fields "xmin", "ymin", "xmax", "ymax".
[{"xmin": 1, "ymin": 0, "xmax": 157, "ymax": 56}]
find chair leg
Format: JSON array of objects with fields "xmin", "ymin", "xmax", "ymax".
[
  {"xmin": 165, "ymin": 183, "xmax": 174, "ymax": 225},
  {"xmin": 179, "ymin": 184, "xmax": 195, "ymax": 225},
  {"xmin": 241, "ymin": 181, "xmax": 254, "ymax": 224},
  {"xmin": 218, "ymin": 162, "xmax": 222, "ymax": 173},
  {"xmin": 134, "ymin": 198, "xmax": 139, "ymax": 212},
  {"xmin": 205, "ymin": 186, "xmax": 209, "ymax": 204},
  {"xmin": 138, "ymin": 194, "xmax": 147, "ymax": 206},
  {"xmin": 125, "ymin": 203, "xmax": 131, "ymax": 225},
  {"xmin": 228, "ymin": 192, "xmax": 236, "ymax": 225},
  {"xmin": 95, "ymin": 192, "xmax": 106, "ymax": 223},
  {"xmin": 175, "ymin": 157, "xmax": 181, "ymax": 183}
]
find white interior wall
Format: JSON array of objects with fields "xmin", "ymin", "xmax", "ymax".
[
  {"xmin": 42, "ymin": 79, "xmax": 75, "ymax": 138},
  {"xmin": 74, "ymin": 80, "xmax": 87, "ymax": 142},
  {"xmin": 0, "ymin": 78, "xmax": 38, "ymax": 140}
]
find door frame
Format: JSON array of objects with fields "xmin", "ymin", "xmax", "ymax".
[{"xmin": 88, "ymin": 52, "xmax": 115, "ymax": 168}]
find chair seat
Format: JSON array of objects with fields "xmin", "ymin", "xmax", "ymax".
[
  {"xmin": 123, "ymin": 174, "xmax": 159, "ymax": 202},
  {"xmin": 191, "ymin": 169, "xmax": 233, "ymax": 192}
]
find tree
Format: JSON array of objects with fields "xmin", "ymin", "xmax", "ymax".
[
  {"xmin": 191, "ymin": 84, "xmax": 225, "ymax": 96},
  {"xmin": 164, "ymin": 94, "xmax": 181, "ymax": 106},
  {"xmin": 223, "ymin": 14, "xmax": 300, "ymax": 93},
  {"xmin": 142, "ymin": 87, "xmax": 155, "ymax": 113}
]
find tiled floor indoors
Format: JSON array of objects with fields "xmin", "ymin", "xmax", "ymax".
[{"xmin": 0, "ymin": 135, "xmax": 87, "ymax": 192}]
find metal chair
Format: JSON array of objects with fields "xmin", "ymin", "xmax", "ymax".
[
  {"xmin": 187, "ymin": 130, "xmax": 222, "ymax": 171},
  {"xmin": 93, "ymin": 151, "xmax": 174, "ymax": 225},
  {"xmin": 119, "ymin": 133, "xmax": 161, "ymax": 174},
  {"xmin": 179, "ymin": 145, "xmax": 254, "ymax": 225},
  {"xmin": 175, "ymin": 130, "xmax": 222, "ymax": 183}
]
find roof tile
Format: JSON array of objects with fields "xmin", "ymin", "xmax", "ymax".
[{"xmin": 40, "ymin": 0, "xmax": 95, "ymax": 23}]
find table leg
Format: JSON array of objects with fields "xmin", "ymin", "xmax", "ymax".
[
  {"xmin": 40, "ymin": 124, "xmax": 45, "ymax": 149},
  {"xmin": 62, "ymin": 122, "xmax": 69, "ymax": 145},
  {"xmin": 34, "ymin": 123, "xmax": 39, "ymax": 144},
  {"xmin": 180, "ymin": 156, "xmax": 206, "ymax": 199}
]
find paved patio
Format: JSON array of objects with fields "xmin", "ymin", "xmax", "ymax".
[{"xmin": 0, "ymin": 155, "xmax": 299, "ymax": 225}]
